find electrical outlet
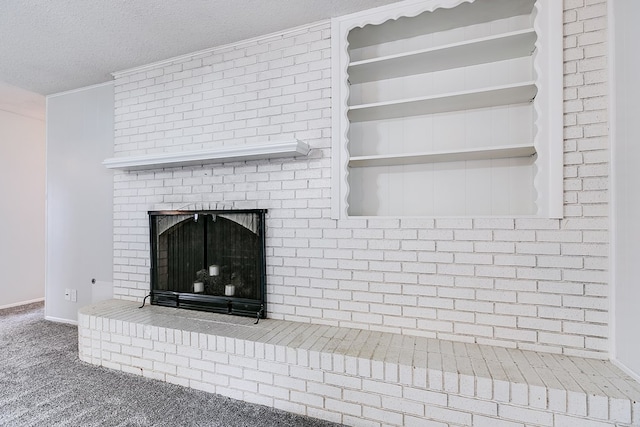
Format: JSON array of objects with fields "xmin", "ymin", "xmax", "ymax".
[
  {"xmin": 64, "ymin": 288, "xmax": 70, "ymax": 301},
  {"xmin": 71, "ymin": 289, "xmax": 77, "ymax": 302}
]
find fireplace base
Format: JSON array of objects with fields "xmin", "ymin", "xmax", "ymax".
[
  {"xmin": 78, "ymin": 300, "xmax": 640, "ymax": 426},
  {"xmin": 151, "ymin": 290, "xmax": 264, "ymax": 320}
]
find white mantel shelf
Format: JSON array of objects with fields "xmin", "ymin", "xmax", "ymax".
[{"xmin": 103, "ymin": 140, "xmax": 310, "ymax": 171}]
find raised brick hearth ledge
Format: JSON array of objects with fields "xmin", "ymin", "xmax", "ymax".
[{"xmin": 78, "ymin": 300, "xmax": 640, "ymax": 426}]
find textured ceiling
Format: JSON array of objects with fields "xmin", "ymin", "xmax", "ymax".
[{"xmin": 0, "ymin": 0, "xmax": 403, "ymax": 96}]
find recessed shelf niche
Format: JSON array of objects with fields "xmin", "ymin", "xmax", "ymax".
[{"xmin": 331, "ymin": 0, "xmax": 563, "ymax": 218}]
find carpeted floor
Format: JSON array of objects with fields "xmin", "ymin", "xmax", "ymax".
[{"xmin": 0, "ymin": 302, "xmax": 342, "ymax": 427}]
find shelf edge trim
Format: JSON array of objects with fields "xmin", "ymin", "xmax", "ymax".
[{"xmin": 349, "ymin": 144, "xmax": 536, "ymax": 167}]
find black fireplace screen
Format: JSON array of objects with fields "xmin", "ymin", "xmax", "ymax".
[{"xmin": 149, "ymin": 209, "xmax": 267, "ymax": 319}]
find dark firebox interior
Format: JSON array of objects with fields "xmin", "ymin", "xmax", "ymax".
[{"xmin": 149, "ymin": 210, "xmax": 266, "ymax": 318}]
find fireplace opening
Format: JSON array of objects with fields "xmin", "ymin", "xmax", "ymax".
[{"xmin": 149, "ymin": 209, "xmax": 267, "ymax": 319}]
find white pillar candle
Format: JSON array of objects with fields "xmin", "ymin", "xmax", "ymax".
[
  {"xmin": 225, "ymin": 285, "xmax": 235, "ymax": 296},
  {"xmin": 193, "ymin": 282, "xmax": 204, "ymax": 293},
  {"xmin": 209, "ymin": 264, "xmax": 220, "ymax": 276}
]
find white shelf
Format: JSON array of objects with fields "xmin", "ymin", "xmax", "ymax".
[
  {"xmin": 348, "ymin": 29, "xmax": 536, "ymax": 83},
  {"xmin": 349, "ymin": 144, "xmax": 536, "ymax": 168},
  {"xmin": 348, "ymin": 81, "xmax": 537, "ymax": 122},
  {"xmin": 103, "ymin": 140, "xmax": 310, "ymax": 171}
]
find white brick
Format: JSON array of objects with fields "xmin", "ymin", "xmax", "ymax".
[
  {"xmin": 472, "ymin": 415, "xmax": 524, "ymax": 427},
  {"xmin": 609, "ymin": 398, "xmax": 632, "ymax": 424},
  {"xmin": 405, "ymin": 416, "xmax": 447, "ymax": 427},
  {"xmin": 554, "ymin": 415, "xmax": 611, "ymax": 427},
  {"xmin": 363, "ymin": 405, "xmax": 404, "ymax": 425},
  {"xmin": 325, "ymin": 398, "xmax": 361, "ymax": 417},
  {"xmin": 449, "ymin": 396, "xmax": 497, "ymax": 416},
  {"xmin": 425, "ymin": 406, "xmax": 472, "ymax": 425},
  {"xmin": 499, "ymin": 404, "xmax": 553, "ymax": 426},
  {"xmin": 567, "ymin": 391, "xmax": 588, "ymax": 416}
]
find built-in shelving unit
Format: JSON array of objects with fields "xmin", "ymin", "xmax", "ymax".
[
  {"xmin": 103, "ymin": 140, "xmax": 310, "ymax": 171},
  {"xmin": 331, "ymin": 0, "xmax": 563, "ymax": 218}
]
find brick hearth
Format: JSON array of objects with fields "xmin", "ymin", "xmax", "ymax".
[{"xmin": 79, "ymin": 300, "xmax": 640, "ymax": 426}]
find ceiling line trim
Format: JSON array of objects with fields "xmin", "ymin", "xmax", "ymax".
[
  {"xmin": 112, "ymin": 19, "xmax": 330, "ymax": 79},
  {"xmin": 47, "ymin": 81, "xmax": 115, "ymax": 99}
]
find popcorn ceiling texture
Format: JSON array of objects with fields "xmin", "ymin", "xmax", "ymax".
[{"xmin": 112, "ymin": 1, "xmax": 609, "ymax": 358}]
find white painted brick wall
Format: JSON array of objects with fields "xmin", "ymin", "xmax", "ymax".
[{"xmin": 111, "ymin": 1, "xmax": 610, "ymax": 357}]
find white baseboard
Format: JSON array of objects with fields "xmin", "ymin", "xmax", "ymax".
[
  {"xmin": 611, "ymin": 358, "xmax": 640, "ymax": 383},
  {"xmin": 45, "ymin": 315, "xmax": 78, "ymax": 326},
  {"xmin": 0, "ymin": 297, "xmax": 44, "ymax": 310}
]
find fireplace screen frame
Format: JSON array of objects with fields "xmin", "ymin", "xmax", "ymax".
[{"xmin": 149, "ymin": 209, "xmax": 267, "ymax": 319}]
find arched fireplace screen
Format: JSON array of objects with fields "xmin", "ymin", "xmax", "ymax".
[{"xmin": 149, "ymin": 209, "xmax": 267, "ymax": 319}]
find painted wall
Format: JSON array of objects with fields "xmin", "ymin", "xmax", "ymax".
[
  {"xmin": 45, "ymin": 83, "xmax": 114, "ymax": 323},
  {"xmin": 110, "ymin": 1, "xmax": 610, "ymax": 358},
  {"xmin": 612, "ymin": 0, "xmax": 640, "ymax": 379},
  {"xmin": 0, "ymin": 107, "xmax": 46, "ymax": 308}
]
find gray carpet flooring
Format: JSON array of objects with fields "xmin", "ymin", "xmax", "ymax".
[{"xmin": 0, "ymin": 302, "xmax": 342, "ymax": 427}]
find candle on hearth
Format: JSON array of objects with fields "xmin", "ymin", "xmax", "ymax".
[
  {"xmin": 225, "ymin": 285, "xmax": 235, "ymax": 296},
  {"xmin": 209, "ymin": 264, "xmax": 219, "ymax": 276},
  {"xmin": 193, "ymin": 282, "xmax": 204, "ymax": 293}
]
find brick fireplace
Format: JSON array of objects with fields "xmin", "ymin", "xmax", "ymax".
[
  {"xmin": 87, "ymin": 0, "xmax": 629, "ymax": 425},
  {"xmin": 110, "ymin": 16, "xmax": 609, "ymax": 359}
]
